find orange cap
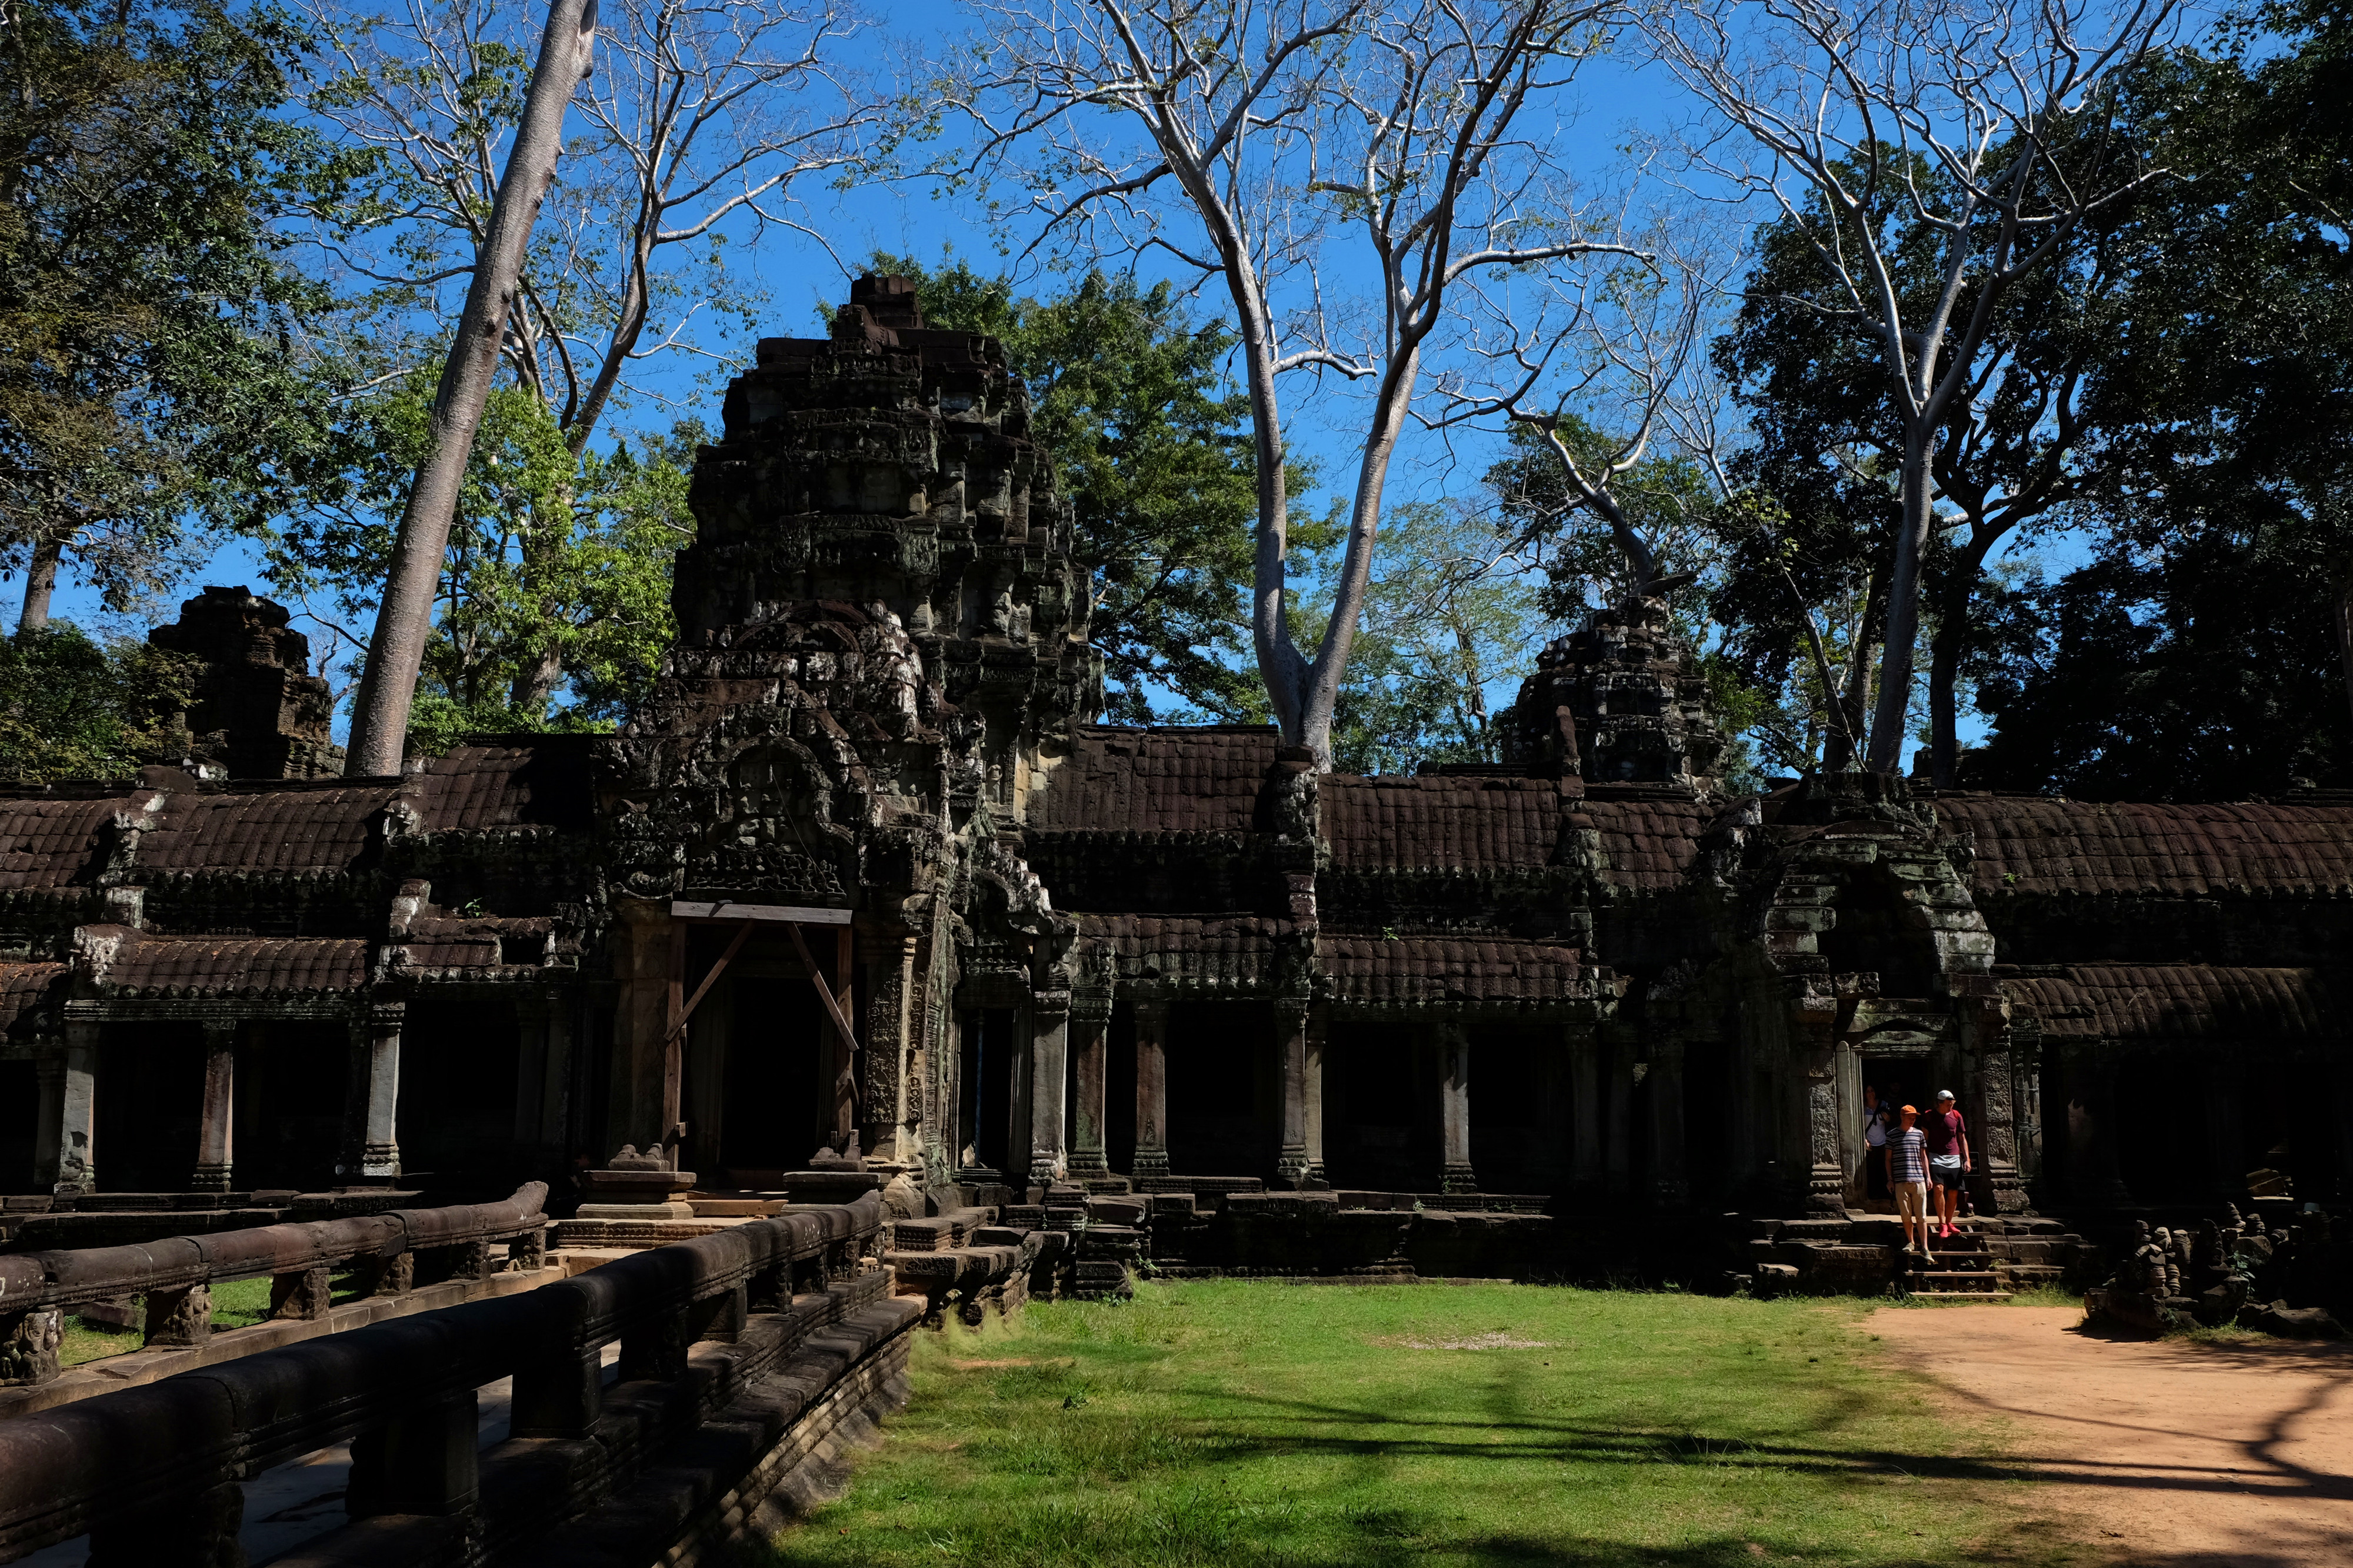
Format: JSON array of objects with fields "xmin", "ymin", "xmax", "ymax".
[{"xmin": 1899, "ymin": 1104, "xmax": 1918, "ymax": 1115}]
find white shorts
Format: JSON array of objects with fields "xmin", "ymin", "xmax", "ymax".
[{"xmin": 1894, "ymin": 1180, "xmax": 1929, "ymax": 1222}]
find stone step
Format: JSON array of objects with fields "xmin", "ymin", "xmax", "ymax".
[{"xmin": 1907, "ymin": 1290, "xmax": 2014, "ymax": 1301}]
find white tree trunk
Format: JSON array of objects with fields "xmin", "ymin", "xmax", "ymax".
[{"xmin": 343, "ymin": 0, "xmax": 597, "ymax": 776}]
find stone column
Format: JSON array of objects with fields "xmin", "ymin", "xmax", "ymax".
[
  {"xmin": 1305, "ymin": 1002, "xmax": 1328, "ymax": 1183},
  {"xmin": 1067, "ymin": 997, "xmax": 1111, "ymax": 1177},
  {"xmin": 1274, "ymin": 999, "xmax": 1320, "ymax": 1188},
  {"xmin": 1834, "ymin": 1040, "xmax": 1865, "ymax": 1206},
  {"xmin": 1802, "ymin": 1046, "xmax": 1845, "ymax": 1215},
  {"xmin": 32, "ymin": 1055, "xmax": 64, "ymax": 1189},
  {"xmin": 54, "ymin": 1018, "xmax": 98, "ymax": 1195},
  {"xmin": 607, "ymin": 900, "xmax": 672, "ymax": 1153},
  {"xmin": 513, "ymin": 994, "xmax": 549, "ymax": 1151},
  {"xmin": 684, "ymin": 978, "xmax": 731, "ymax": 1177},
  {"xmin": 1132, "ymin": 998, "xmax": 1170, "ymax": 1178},
  {"xmin": 1027, "ymin": 991, "xmax": 1070, "ymax": 1180},
  {"xmin": 1606, "ymin": 1047, "xmax": 1637, "ymax": 1201},
  {"xmin": 1438, "ymin": 1021, "xmax": 1474, "ymax": 1193},
  {"xmin": 2064, "ymin": 1047, "xmax": 2131, "ymax": 1206},
  {"xmin": 539, "ymin": 995, "xmax": 575, "ymax": 1164},
  {"xmin": 1570, "ymin": 1033, "xmax": 1604, "ymax": 1202},
  {"xmin": 1647, "ymin": 1040, "xmax": 1688, "ymax": 1208},
  {"xmin": 191, "ymin": 1019, "xmax": 237, "ymax": 1192},
  {"xmin": 342, "ymin": 1003, "xmax": 402, "ymax": 1183},
  {"xmin": 2338, "ymin": 1055, "xmax": 2353, "ymax": 1204},
  {"xmin": 862, "ymin": 936, "xmax": 919, "ymax": 1163},
  {"xmin": 2205, "ymin": 1057, "xmax": 2246, "ymax": 1201}
]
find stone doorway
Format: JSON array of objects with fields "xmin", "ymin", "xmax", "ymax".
[{"xmin": 697, "ymin": 976, "xmax": 827, "ymax": 1186}]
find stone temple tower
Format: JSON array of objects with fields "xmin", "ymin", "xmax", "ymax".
[
  {"xmin": 145, "ymin": 585, "xmax": 344, "ymax": 780},
  {"xmin": 1501, "ymin": 589, "xmax": 1725, "ymax": 790},
  {"xmin": 670, "ymin": 272, "xmax": 1099, "ymax": 806}
]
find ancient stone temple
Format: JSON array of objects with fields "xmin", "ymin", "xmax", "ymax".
[{"xmin": 4, "ymin": 275, "xmax": 2351, "ymax": 1249}]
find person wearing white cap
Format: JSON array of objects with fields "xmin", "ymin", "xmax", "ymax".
[{"xmin": 1922, "ymin": 1089, "xmax": 1972, "ymax": 1240}]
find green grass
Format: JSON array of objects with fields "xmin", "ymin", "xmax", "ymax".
[
  {"xmin": 59, "ymin": 1275, "xmax": 292, "ymax": 1366},
  {"xmin": 766, "ymin": 1281, "xmax": 2099, "ymax": 1568}
]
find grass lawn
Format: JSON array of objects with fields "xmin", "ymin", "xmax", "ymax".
[
  {"xmin": 767, "ymin": 1280, "xmax": 2102, "ymax": 1568},
  {"xmin": 59, "ymin": 1274, "xmax": 287, "ymax": 1367}
]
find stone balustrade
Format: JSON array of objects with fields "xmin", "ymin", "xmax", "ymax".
[
  {"xmin": 0, "ymin": 1182, "xmax": 551, "ymax": 1385},
  {"xmin": 0, "ymin": 1193, "xmax": 905, "ymax": 1566}
]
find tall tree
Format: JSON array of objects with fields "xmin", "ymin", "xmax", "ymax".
[
  {"xmin": 341, "ymin": 0, "xmax": 598, "ymax": 775},
  {"xmin": 954, "ymin": 0, "xmax": 1632, "ymax": 766},
  {"xmin": 0, "ymin": 0, "xmax": 331, "ymax": 633},
  {"xmin": 1971, "ymin": 0, "xmax": 2353, "ymax": 793},
  {"xmin": 304, "ymin": 0, "xmax": 880, "ymax": 768},
  {"xmin": 1715, "ymin": 147, "xmax": 2131, "ymax": 784},
  {"xmin": 1653, "ymin": 0, "xmax": 2176, "ymax": 773}
]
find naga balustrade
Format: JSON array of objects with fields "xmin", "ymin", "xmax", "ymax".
[
  {"xmin": 0, "ymin": 1193, "xmax": 895, "ymax": 1566},
  {"xmin": 0, "ymin": 1183, "xmax": 551, "ymax": 1387}
]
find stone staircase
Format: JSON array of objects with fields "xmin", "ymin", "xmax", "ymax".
[{"xmin": 1899, "ymin": 1226, "xmax": 2010, "ymax": 1300}]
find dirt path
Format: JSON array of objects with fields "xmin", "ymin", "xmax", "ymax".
[{"xmin": 1867, "ymin": 1306, "xmax": 2353, "ymax": 1567}]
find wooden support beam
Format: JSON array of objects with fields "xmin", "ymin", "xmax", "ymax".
[
  {"xmin": 669, "ymin": 900, "xmax": 851, "ymax": 925},
  {"xmin": 668, "ymin": 921, "xmax": 754, "ymax": 1045},
  {"xmin": 785, "ymin": 922, "xmax": 859, "ymax": 1054},
  {"xmin": 662, "ymin": 920, "xmax": 687, "ymax": 1137}
]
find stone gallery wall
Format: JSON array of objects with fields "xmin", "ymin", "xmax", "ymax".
[{"xmin": 2, "ymin": 276, "xmax": 2349, "ymax": 1242}]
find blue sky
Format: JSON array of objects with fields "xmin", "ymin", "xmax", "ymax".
[{"xmin": 24, "ymin": 1, "xmax": 2071, "ymax": 768}]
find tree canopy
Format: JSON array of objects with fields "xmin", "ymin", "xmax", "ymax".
[{"xmin": 0, "ymin": 0, "xmax": 332, "ymax": 632}]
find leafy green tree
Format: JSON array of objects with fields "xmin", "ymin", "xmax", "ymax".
[
  {"xmin": 267, "ymin": 377, "xmax": 697, "ymax": 750},
  {"xmin": 1309, "ymin": 501, "xmax": 1544, "ymax": 777},
  {"xmin": 1972, "ymin": 0, "xmax": 2353, "ymax": 795},
  {"xmin": 0, "ymin": 0, "xmax": 333, "ymax": 632},
  {"xmin": 0, "ymin": 625, "xmax": 201, "ymax": 782},
  {"xmin": 1484, "ymin": 418, "xmax": 1719, "ymax": 623},
  {"xmin": 874, "ymin": 258, "xmax": 1268, "ymax": 723}
]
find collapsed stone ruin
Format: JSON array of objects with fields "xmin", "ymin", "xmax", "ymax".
[{"xmin": 3, "ymin": 276, "xmax": 2351, "ymax": 1302}]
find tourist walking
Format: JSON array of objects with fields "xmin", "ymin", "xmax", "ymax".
[
  {"xmin": 1924, "ymin": 1089, "xmax": 1971, "ymax": 1239},
  {"xmin": 1886, "ymin": 1105, "xmax": 1931, "ymax": 1255}
]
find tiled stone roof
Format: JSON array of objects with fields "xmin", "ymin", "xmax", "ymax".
[
  {"xmin": 0, "ymin": 798, "xmax": 118, "ymax": 890},
  {"xmin": 2000, "ymin": 963, "xmax": 2341, "ymax": 1040},
  {"xmin": 415, "ymin": 742, "xmax": 595, "ymax": 832},
  {"xmin": 142, "ymin": 788, "xmax": 388, "ymax": 873},
  {"xmin": 1325, "ymin": 935, "xmax": 1588, "ymax": 1005},
  {"xmin": 89, "ymin": 929, "xmax": 370, "ymax": 996},
  {"xmin": 1077, "ymin": 914, "xmax": 1298, "ymax": 992},
  {"xmin": 1935, "ymin": 798, "xmax": 2353, "ymax": 896},
  {"xmin": 0, "ymin": 962, "xmax": 65, "ymax": 1033},
  {"xmin": 1033, "ymin": 726, "xmax": 1279, "ymax": 833},
  {"xmin": 1322, "ymin": 776, "xmax": 1561, "ymax": 869},
  {"xmin": 1577, "ymin": 796, "xmax": 1714, "ymax": 890}
]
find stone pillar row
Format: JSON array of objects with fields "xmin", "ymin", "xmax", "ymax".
[
  {"xmin": 986, "ymin": 999, "xmax": 1698, "ymax": 1199},
  {"xmin": 36, "ymin": 1009, "xmax": 412, "ymax": 1197}
]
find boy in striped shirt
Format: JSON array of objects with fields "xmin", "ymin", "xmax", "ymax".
[{"xmin": 1885, "ymin": 1105, "xmax": 1931, "ymax": 1256}]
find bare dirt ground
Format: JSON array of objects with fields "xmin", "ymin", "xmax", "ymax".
[{"xmin": 1867, "ymin": 1305, "xmax": 2353, "ymax": 1567}]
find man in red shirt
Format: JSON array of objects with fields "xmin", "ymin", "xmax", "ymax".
[{"xmin": 1923, "ymin": 1089, "xmax": 1971, "ymax": 1239}]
